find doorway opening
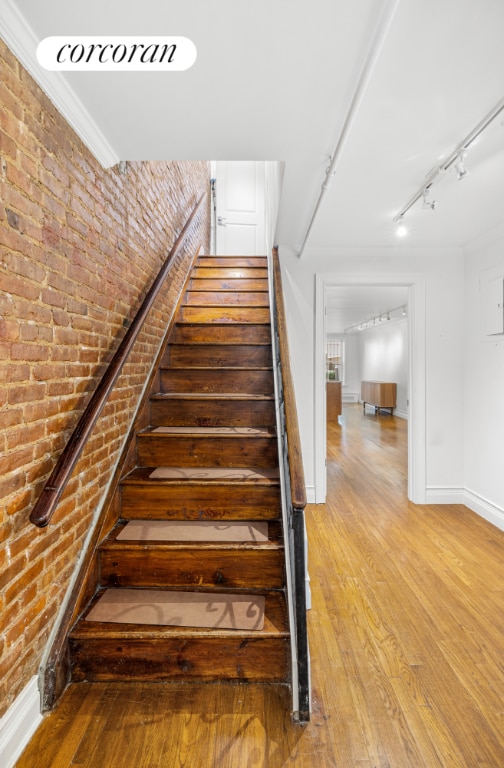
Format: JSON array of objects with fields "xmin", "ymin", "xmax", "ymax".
[{"xmin": 314, "ymin": 273, "xmax": 427, "ymax": 505}]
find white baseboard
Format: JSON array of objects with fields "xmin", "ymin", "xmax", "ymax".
[
  {"xmin": 425, "ymin": 486, "xmax": 504, "ymax": 532},
  {"xmin": 464, "ymin": 488, "xmax": 504, "ymax": 532},
  {"xmin": 425, "ymin": 486, "xmax": 465, "ymax": 504},
  {"xmin": 0, "ymin": 676, "xmax": 42, "ymax": 768},
  {"xmin": 305, "ymin": 485, "xmax": 316, "ymax": 504},
  {"xmin": 342, "ymin": 393, "xmax": 359, "ymax": 403}
]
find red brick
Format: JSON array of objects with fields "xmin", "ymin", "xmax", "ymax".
[{"xmin": 0, "ymin": 36, "xmax": 210, "ymax": 722}]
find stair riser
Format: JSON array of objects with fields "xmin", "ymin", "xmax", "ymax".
[
  {"xmin": 184, "ymin": 291, "xmax": 270, "ymax": 307},
  {"xmin": 169, "ymin": 324, "xmax": 271, "ymax": 345},
  {"xmin": 120, "ymin": 485, "xmax": 282, "ymax": 521},
  {"xmin": 99, "ymin": 549, "xmax": 285, "ymax": 589},
  {"xmin": 178, "ymin": 307, "xmax": 270, "ymax": 324},
  {"xmin": 166, "ymin": 345, "xmax": 273, "ymax": 368},
  {"xmin": 150, "ymin": 399, "xmax": 276, "ymax": 428},
  {"xmin": 137, "ymin": 436, "xmax": 278, "ymax": 469},
  {"xmin": 70, "ymin": 637, "xmax": 290, "ymax": 683},
  {"xmin": 188, "ymin": 278, "xmax": 269, "ymax": 292},
  {"xmin": 159, "ymin": 369, "xmax": 274, "ymax": 394}
]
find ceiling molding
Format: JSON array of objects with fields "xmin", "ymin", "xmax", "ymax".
[{"xmin": 0, "ymin": 0, "xmax": 119, "ymax": 168}]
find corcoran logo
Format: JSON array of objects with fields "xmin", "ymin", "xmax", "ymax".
[{"xmin": 36, "ymin": 36, "xmax": 197, "ymax": 71}]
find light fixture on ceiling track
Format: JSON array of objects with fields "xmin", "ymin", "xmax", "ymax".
[
  {"xmin": 393, "ymin": 95, "xmax": 504, "ymax": 236},
  {"xmin": 422, "ymin": 187, "xmax": 436, "ymax": 210},
  {"xmin": 453, "ymin": 152, "xmax": 468, "ymax": 180},
  {"xmin": 344, "ymin": 304, "xmax": 407, "ymax": 333}
]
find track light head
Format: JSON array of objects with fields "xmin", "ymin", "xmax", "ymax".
[{"xmin": 454, "ymin": 153, "xmax": 468, "ymax": 180}]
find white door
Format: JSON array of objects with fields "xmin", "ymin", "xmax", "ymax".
[{"xmin": 215, "ymin": 161, "xmax": 266, "ymax": 255}]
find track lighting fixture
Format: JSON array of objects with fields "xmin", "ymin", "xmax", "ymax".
[
  {"xmin": 344, "ymin": 304, "xmax": 408, "ymax": 334},
  {"xmin": 422, "ymin": 187, "xmax": 436, "ymax": 210},
  {"xmin": 392, "ymin": 95, "xmax": 504, "ymax": 235},
  {"xmin": 453, "ymin": 153, "xmax": 467, "ymax": 180}
]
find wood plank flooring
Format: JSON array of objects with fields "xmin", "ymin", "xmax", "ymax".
[{"xmin": 16, "ymin": 404, "xmax": 504, "ymax": 767}]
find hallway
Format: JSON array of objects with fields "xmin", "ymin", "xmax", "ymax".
[{"xmin": 16, "ymin": 405, "xmax": 504, "ymax": 767}]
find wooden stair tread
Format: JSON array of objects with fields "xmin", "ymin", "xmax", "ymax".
[
  {"xmin": 121, "ymin": 466, "xmax": 280, "ymax": 485},
  {"xmin": 72, "ymin": 590, "xmax": 288, "ymax": 638},
  {"xmin": 102, "ymin": 540, "xmax": 282, "ymax": 552},
  {"xmin": 100, "ymin": 543, "xmax": 282, "ymax": 555},
  {"xmin": 151, "ymin": 393, "xmax": 274, "ymax": 401},
  {"xmin": 197, "ymin": 257, "xmax": 267, "ymax": 266},
  {"xmin": 144, "ymin": 426, "xmax": 276, "ymax": 437},
  {"xmin": 159, "ymin": 368, "xmax": 273, "ymax": 373},
  {"xmin": 109, "ymin": 519, "xmax": 281, "ymax": 543},
  {"xmin": 84, "ymin": 589, "xmax": 267, "ymax": 631},
  {"xmin": 188, "ymin": 280, "xmax": 269, "ymax": 291}
]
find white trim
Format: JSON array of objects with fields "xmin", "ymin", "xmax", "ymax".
[
  {"xmin": 315, "ymin": 272, "xmax": 426, "ymax": 505},
  {"xmin": 464, "ymin": 489, "xmax": 504, "ymax": 532},
  {"xmin": 425, "ymin": 486, "xmax": 465, "ymax": 505},
  {"xmin": 0, "ymin": 0, "xmax": 119, "ymax": 168},
  {"xmin": 305, "ymin": 484, "xmax": 316, "ymax": 504},
  {"xmin": 0, "ymin": 677, "xmax": 42, "ymax": 768},
  {"xmin": 424, "ymin": 487, "xmax": 504, "ymax": 532}
]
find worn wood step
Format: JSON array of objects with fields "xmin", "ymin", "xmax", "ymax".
[
  {"xmin": 191, "ymin": 267, "xmax": 268, "ymax": 280},
  {"xmin": 159, "ymin": 367, "xmax": 273, "ymax": 394},
  {"xmin": 168, "ymin": 324, "xmax": 271, "ymax": 345},
  {"xmin": 150, "ymin": 394, "xmax": 276, "ymax": 428},
  {"xmin": 196, "ymin": 256, "xmax": 267, "ymax": 268},
  {"xmin": 136, "ymin": 427, "xmax": 278, "ymax": 469},
  {"xmin": 184, "ymin": 291, "xmax": 270, "ymax": 307},
  {"xmin": 114, "ymin": 519, "xmax": 281, "ymax": 542},
  {"xmin": 98, "ymin": 536, "xmax": 285, "ymax": 590},
  {"xmin": 188, "ymin": 278, "xmax": 269, "ymax": 292},
  {"xmin": 177, "ymin": 306, "xmax": 270, "ymax": 325},
  {"xmin": 120, "ymin": 467, "xmax": 282, "ymax": 521},
  {"xmin": 69, "ymin": 590, "xmax": 289, "ymax": 683},
  {"xmin": 165, "ymin": 343, "xmax": 272, "ymax": 368}
]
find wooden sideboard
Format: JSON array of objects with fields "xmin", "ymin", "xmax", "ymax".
[
  {"xmin": 327, "ymin": 381, "xmax": 342, "ymax": 421},
  {"xmin": 361, "ymin": 380, "xmax": 397, "ymax": 415}
]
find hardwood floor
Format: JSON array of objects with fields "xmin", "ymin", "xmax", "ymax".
[{"xmin": 16, "ymin": 404, "xmax": 504, "ymax": 767}]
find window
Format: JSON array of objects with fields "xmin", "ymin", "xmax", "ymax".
[{"xmin": 326, "ymin": 339, "xmax": 344, "ymax": 383}]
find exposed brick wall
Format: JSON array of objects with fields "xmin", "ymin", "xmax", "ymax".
[{"xmin": 0, "ymin": 39, "xmax": 210, "ymax": 717}]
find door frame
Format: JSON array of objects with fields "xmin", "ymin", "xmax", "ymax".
[{"xmin": 314, "ymin": 271, "xmax": 426, "ymax": 504}]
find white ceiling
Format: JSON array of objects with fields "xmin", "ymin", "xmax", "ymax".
[
  {"xmin": 326, "ymin": 286, "xmax": 408, "ymax": 334},
  {"xmin": 3, "ymin": 0, "xmax": 504, "ymax": 327}
]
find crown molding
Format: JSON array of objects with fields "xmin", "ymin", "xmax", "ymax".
[{"xmin": 0, "ymin": 0, "xmax": 119, "ymax": 168}]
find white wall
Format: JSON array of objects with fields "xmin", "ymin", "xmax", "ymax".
[
  {"xmin": 463, "ymin": 224, "xmax": 504, "ymax": 527},
  {"xmin": 280, "ymin": 245, "xmax": 465, "ymax": 502},
  {"xmin": 357, "ymin": 319, "xmax": 409, "ymax": 417}
]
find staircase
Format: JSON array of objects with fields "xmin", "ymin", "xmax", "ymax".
[{"xmin": 68, "ymin": 254, "xmax": 291, "ymax": 685}]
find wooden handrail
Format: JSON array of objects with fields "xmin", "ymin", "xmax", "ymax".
[
  {"xmin": 272, "ymin": 246, "xmax": 307, "ymax": 511},
  {"xmin": 30, "ymin": 193, "xmax": 207, "ymax": 528}
]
